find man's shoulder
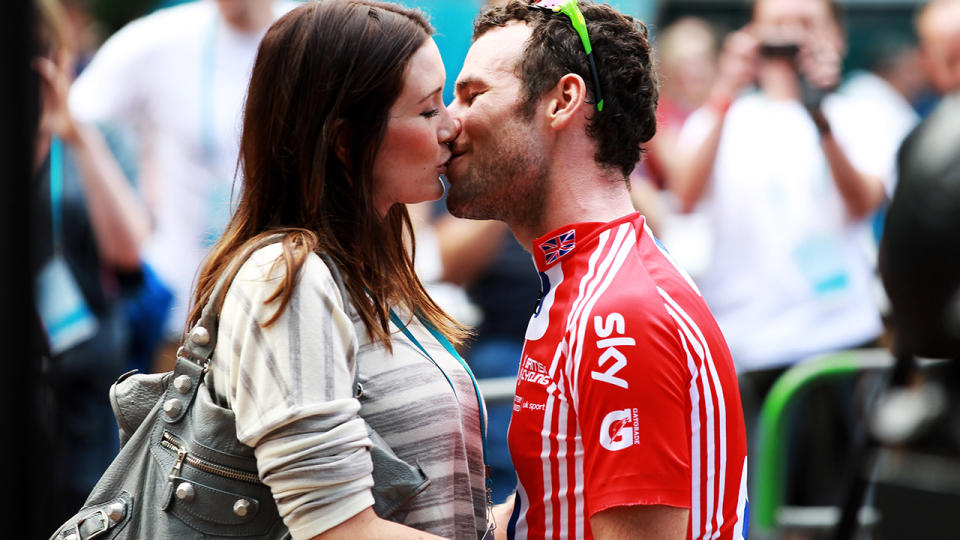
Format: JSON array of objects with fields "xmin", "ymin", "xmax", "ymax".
[
  {"xmin": 141, "ymin": 1, "xmax": 214, "ymax": 25},
  {"xmin": 275, "ymin": 1, "xmax": 301, "ymax": 17},
  {"xmin": 576, "ymin": 245, "xmax": 681, "ymax": 326},
  {"xmin": 110, "ymin": 1, "xmax": 214, "ymax": 50},
  {"xmin": 231, "ymin": 243, "xmax": 340, "ymax": 301}
]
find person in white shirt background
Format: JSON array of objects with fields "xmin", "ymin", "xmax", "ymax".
[{"xmin": 69, "ymin": 0, "xmax": 297, "ymax": 372}]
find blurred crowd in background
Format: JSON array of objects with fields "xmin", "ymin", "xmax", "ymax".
[{"xmin": 23, "ymin": 0, "xmax": 960, "ymax": 537}]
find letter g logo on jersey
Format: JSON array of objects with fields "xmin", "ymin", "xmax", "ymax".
[{"xmin": 599, "ymin": 408, "xmax": 635, "ymax": 451}]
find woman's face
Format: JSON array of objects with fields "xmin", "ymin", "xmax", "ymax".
[{"xmin": 372, "ymin": 38, "xmax": 458, "ymax": 215}]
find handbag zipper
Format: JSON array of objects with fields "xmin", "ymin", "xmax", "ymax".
[{"xmin": 161, "ymin": 431, "xmax": 261, "ymax": 484}]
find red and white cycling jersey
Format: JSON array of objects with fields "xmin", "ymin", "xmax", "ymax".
[{"xmin": 506, "ymin": 212, "xmax": 749, "ymax": 540}]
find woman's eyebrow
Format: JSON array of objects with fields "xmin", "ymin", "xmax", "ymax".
[{"xmin": 418, "ymin": 86, "xmax": 443, "ymax": 103}]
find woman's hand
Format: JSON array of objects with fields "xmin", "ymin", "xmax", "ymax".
[
  {"xmin": 797, "ymin": 34, "xmax": 842, "ymax": 93},
  {"xmin": 711, "ymin": 26, "xmax": 761, "ymax": 103},
  {"xmin": 35, "ymin": 54, "xmax": 80, "ymax": 143},
  {"xmin": 308, "ymin": 507, "xmax": 446, "ymax": 540},
  {"xmin": 491, "ymin": 493, "xmax": 516, "ymax": 540}
]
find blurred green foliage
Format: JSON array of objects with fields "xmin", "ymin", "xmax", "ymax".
[{"xmin": 77, "ymin": 0, "xmax": 160, "ymax": 34}]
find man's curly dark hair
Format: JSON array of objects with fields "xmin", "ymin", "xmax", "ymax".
[{"xmin": 474, "ymin": 0, "xmax": 658, "ymax": 177}]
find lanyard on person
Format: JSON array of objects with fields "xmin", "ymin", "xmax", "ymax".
[
  {"xmin": 50, "ymin": 136, "xmax": 64, "ymax": 249},
  {"xmin": 37, "ymin": 136, "xmax": 99, "ymax": 355},
  {"xmin": 389, "ymin": 310, "xmax": 493, "ymax": 499},
  {"xmin": 201, "ymin": 16, "xmax": 219, "ymax": 167}
]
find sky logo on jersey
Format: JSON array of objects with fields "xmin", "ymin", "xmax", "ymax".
[
  {"xmin": 599, "ymin": 408, "xmax": 639, "ymax": 451},
  {"xmin": 540, "ymin": 229, "xmax": 576, "ymax": 264}
]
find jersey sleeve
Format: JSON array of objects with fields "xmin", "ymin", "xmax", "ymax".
[{"xmin": 574, "ymin": 297, "xmax": 692, "ymax": 517}]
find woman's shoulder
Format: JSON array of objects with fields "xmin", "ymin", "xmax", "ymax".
[{"xmin": 230, "ymin": 242, "xmax": 345, "ymax": 308}]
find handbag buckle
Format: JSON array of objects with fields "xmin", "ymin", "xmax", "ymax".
[{"xmin": 75, "ymin": 509, "xmax": 109, "ymax": 539}]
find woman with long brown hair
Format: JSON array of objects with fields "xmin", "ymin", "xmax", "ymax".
[{"xmin": 186, "ymin": 1, "xmax": 489, "ymax": 538}]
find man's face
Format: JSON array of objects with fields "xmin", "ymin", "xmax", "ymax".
[
  {"xmin": 754, "ymin": 0, "xmax": 842, "ymax": 54},
  {"xmin": 918, "ymin": 1, "xmax": 960, "ymax": 94},
  {"xmin": 446, "ymin": 22, "xmax": 548, "ymax": 227},
  {"xmin": 215, "ymin": 0, "xmax": 271, "ymax": 30}
]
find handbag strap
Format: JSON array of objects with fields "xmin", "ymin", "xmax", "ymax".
[
  {"xmin": 167, "ymin": 234, "xmax": 353, "ymax": 423},
  {"xmin": 180, "ymin": 233, "xmax": 286, "ymax": 366},
  {"xmin": 317, "ymin": 253, "xmax": 363, "ymax": 398},
  {"xmin": 178, "ymin": 236, "xmax": 354, "ymax": 389}
]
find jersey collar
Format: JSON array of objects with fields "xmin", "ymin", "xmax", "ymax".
[{"xmin": 531, "ymin": 212, "xmax": 644, "ymax": 271}]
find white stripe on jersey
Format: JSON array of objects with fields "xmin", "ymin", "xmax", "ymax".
[
  {"xmin": 732, "ymin": 456, "xmax": 749, "ymax": 540},
  {"xmin": 557, "ymin": 384, "xmax": 570, "ymax": 537},
  {"xmin": 677, "ymin": 327, "xmax": 703, "ymax": 538},
  {"xmin": 665, "ymin": 302, "xmax": 714, "ymax": 539},
  {"xmin": 540, "ymin": 372, "xmax": 561, "ymax": 534},
  {"xmin": 561, "ymin": 228, "xmax": 616, "ymax": 407},
  {"xmin": 574, "ymin": 430, "xmax": 586, "ymax": 539},
  {"xmin": 565, "ymin": 225, "xmax": 635, "ymax": 538},
  {"xmin": 659, "ymin": 287, "xmax": 729, "ymax": 540},
  {"xmin": 667, "ymin": 293, "xmax": 729, "ymax": 540},
  {"xmin": 570, "ymin": 224, "xmax": 633, "ymax": 407},
  {"xmin": 563, "ymin": 229, "xmax": 622, "ymax": 540},
  {"xmin": 513, "ymin": 473, "xmax": 531, "ymax": 539},
  {"xmin": 540, "ymin": 224, "xmax": 630, "ymax": 539},
  {"xmin": 545, "ymin": 226, "xmax": 618, "ymax": 536}
]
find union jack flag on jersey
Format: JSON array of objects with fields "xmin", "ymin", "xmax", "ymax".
[{"xmin": 540, "ymin": 230, "xmax": 576, "ymax": 264}]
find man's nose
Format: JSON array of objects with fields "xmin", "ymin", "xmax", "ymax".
[
  {"xmin": 438, "ymin": 110, "xmax": 462, "ymax": 144},
  {"xmin": 447, "ymin": 96, "xmax": 465, "ymax": 126}
]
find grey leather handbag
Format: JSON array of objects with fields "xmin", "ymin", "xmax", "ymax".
[{"xmin": 50, "ymin": 238, "xmax": 429, "ymax": 539}]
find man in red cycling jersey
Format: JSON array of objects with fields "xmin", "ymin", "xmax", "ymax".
[{"xmin": 444, "ymin": 2, "xmax": 749, "ymax": 539}]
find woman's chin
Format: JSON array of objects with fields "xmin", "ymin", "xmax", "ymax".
[{"xmin": 426, "ymin": 177, "xmax": 447, "ymax": 202}]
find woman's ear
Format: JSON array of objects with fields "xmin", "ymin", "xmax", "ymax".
[
  {"xmin": 331, "ymin": 118, "xmax": 349, "ymax": 165},
  {"xmin": 544, "ymin": 73, "xmax": 588, "ymax": 130}
]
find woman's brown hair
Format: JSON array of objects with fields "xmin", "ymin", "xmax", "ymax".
[{"xmin": 186, "ymin": 0, "xmax": 468, "ymax": 349}]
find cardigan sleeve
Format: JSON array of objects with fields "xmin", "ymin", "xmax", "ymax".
[{"xmin": 212, "ymin": 244, "xmax": 375, "ymax": 539}]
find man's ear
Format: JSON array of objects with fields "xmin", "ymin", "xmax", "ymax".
[{"xmin": 544, "ymin": 73, "xmax": 588, "ymax": 130}]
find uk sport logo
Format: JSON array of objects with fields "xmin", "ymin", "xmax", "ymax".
[
  {"xmin": 541, "ymin": 229, "xmax": 576, "ymax": 264},
  {"xmin": 599, "ymin": 408, "xmax": 640, "ymax": 451}
]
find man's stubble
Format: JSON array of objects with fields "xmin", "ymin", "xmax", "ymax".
[{"xmin": 445, "ymin": 114, "xmax": 549, "ymax": 230}]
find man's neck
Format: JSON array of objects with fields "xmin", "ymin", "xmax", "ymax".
[
  {"xmin": 760, "ymin": 60, "xmax": 801, "ymax": 102},
  {"xmin": 509, "ymin": 160, "xmax": 636, "ymax": 251}
]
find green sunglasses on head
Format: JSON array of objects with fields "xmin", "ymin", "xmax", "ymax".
[{"xmin": 531, "ymin": 0, "xmax": 605, "ymax": 111}]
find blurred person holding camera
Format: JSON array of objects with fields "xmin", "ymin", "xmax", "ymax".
[
  {"xmin": 31, "ymin": 0, "xmax": 151, "ymax": 527},
  {"xmin": 673, "ymin": 0, "xmax": 905, "ymax": 507}
]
